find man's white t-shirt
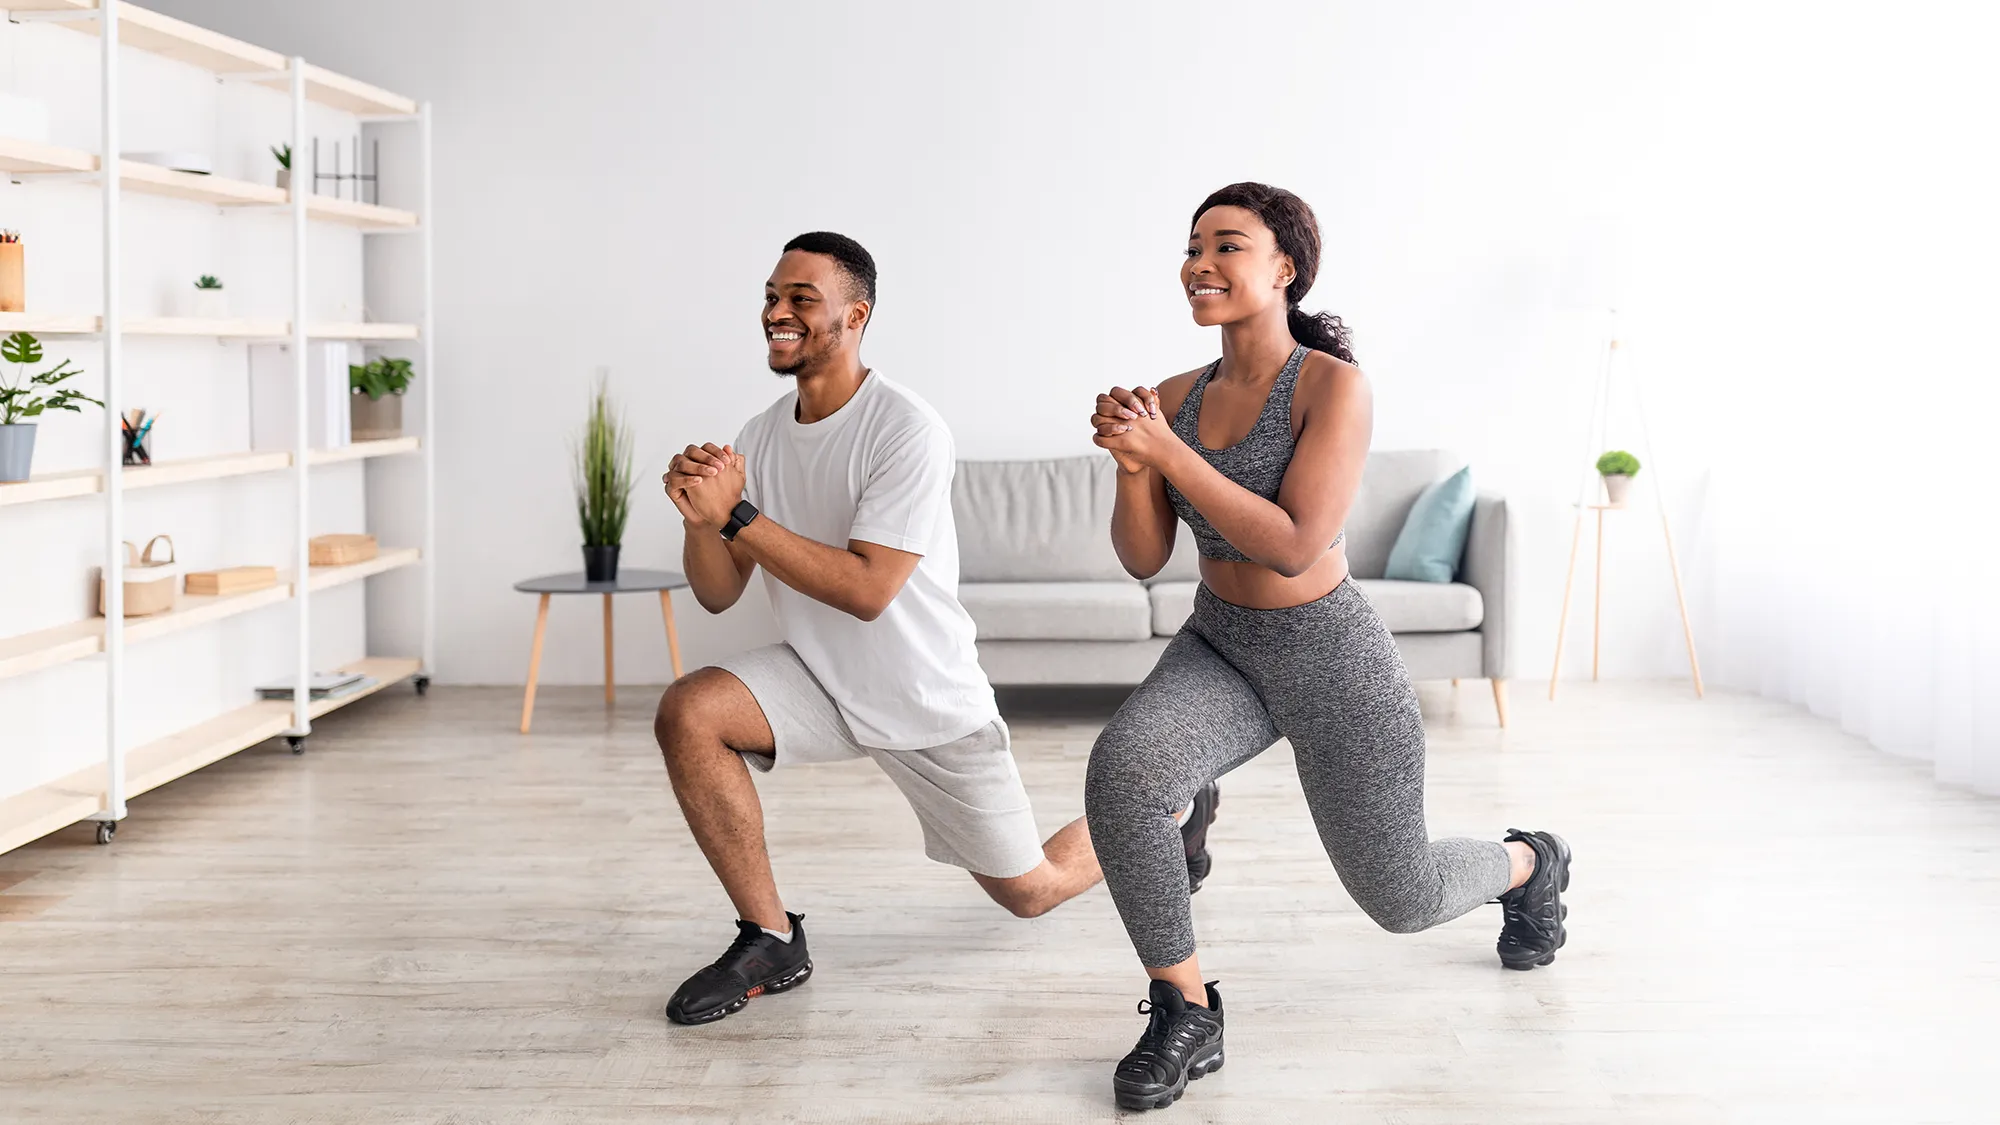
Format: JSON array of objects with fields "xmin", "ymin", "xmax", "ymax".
[{"xmin": 732, "ymin": 371, "xmax": 998, "ymax": 751}]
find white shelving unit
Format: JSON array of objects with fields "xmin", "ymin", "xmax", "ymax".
[{"xmin": 0, "ymin": 0, "xmax": 434, "ymax": 855}]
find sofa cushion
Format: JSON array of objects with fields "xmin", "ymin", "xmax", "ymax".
[
  {"xmin": 960, "ymin": 581, "xmax": 1153, "ymax": 641},
  {"xmin": 1355, "ymin": 579, "xmax": 1484, "ymax": 633},
  {"xmin": 1344, "ymin": 449, "xmax": 1458, "ymax": 579},
  {"xmin": 1384, "ymin": 466, "xmax": 1476, "ymax": 583},
  {"xmin": 1148, "ymin": 581, "xmax": 1199, "ymax": 637},
  {"xmin": 1148, "ymin": 579, "xmax": 1481, "ymax": 636},
  {"xmin": 954, "ymin": 457, "xmax": 1129, "ymax": 581}
]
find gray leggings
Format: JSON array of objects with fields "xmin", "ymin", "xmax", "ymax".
[{"xmin": 1084, "ymin": 580, "xmax": 1511, "ymax": 967}]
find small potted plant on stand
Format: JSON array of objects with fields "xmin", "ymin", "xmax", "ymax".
[
  {"xmin": 271, "ymin": 143, "xmax": 291, "ymax": 191},
  {"xmin": 191, "ymin": 274, "xmax": 226, "ymax": 319},
  {"xmin": 1596, "ymin": 449, "xmax": 1641, "ymax": 506},
  {"xmin": 1, "ymin": 331, "xmax": 99, "ymax": 482},
  {"xmin": 348, "ymin": 356, "xmax": 414, "ymax": 441},
  {"xmin": 573, "ymin": 373, "xmax": 634, "ymax": 582}
]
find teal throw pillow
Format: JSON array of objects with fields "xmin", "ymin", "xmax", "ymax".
[{"xmin": 1383, "ymin": 466, "xmax": 1475, "ymax": 583}]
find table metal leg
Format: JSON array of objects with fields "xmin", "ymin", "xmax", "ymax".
[
  {"xmin": 603, "ymin": 593, "xmax": 615, "ymax": 705},
  {"xmin": 520, "ymin": 593, "xmax": 550, "ymax": 734}
]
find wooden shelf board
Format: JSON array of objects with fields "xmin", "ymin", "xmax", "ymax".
[
  {"xmin": 309, "ymin": 436, "xmax": 420, "ymax": 465},
  {"xmin": 310, "ymin": 656, "xmax": 420, "ymax": 719},
  {"xmin": 124, "ymin": 699, "xmax": 293, "ymax": 800},
  {"xmin": 0, "ymin": 465, "xmax": 99, "ymax": 507},
  {"xmin": 124, "ymin": 449, "xmax": 292, "ymax": 491},
  {"xmin": 0, "ymin": 760, "xmax": 103, "ymax": 855},
  {"xmin": 0, "ymin": 133, "xmax": 93, "ymax": 174},
  {"xmin": 122, "ymin": 582, "xmax": 293, "ymax": 645},
  {"xmin": 7, "ymin": 2, "xmax": 414, "ymax": 115},
  {"xmin": 0, "ymin": 312, "xmax": 417, "ymax": 340},
  {"xmin": 0, "ymin": 618, "xmax": 102, "ymax": 681},
  {"xmin": 308, "ymin": 547, "xmax": 420, "ymax": 592},
  {"xmin": 304, "ymin": 194, "xmax": 417, "ymax": 230},
  {"xmin": 119, "ymin": 159, "xmax": 285, "ymax": 206}
]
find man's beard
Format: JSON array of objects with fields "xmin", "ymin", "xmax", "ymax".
[{"xmin": 769, "ymin": 323, "xmax": 841, "ymax": 376}]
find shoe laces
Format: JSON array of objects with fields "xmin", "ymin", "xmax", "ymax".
[
  {"xmin": 1124, "ymin": 999, "xmax": 1207, "ymax": 1070},
  {"xmin": 713, "ymin": 921, "xmax": 766, "ymax": 970},
  {"xmin": 1498, "ymin": 865, "xmax": 1560, "ymax": 948}
]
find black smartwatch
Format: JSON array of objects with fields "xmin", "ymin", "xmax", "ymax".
[{"xmin": 720, "ymin": 499, "xmax": 759, "ymax": 541}]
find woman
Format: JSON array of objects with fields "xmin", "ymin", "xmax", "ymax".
[{"xmin": 1083, "ymin": 182, "xmax": 1571, "ymax": 1112}]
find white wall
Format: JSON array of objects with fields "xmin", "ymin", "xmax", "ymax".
[{"xmin": 140, "ymin": 0, "xmax": 1742, "ymax": 688}]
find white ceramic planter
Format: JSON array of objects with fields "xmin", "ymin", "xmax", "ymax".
[
  {"xmin": 190, "ymin": 287, "xmax": 228, "ymax": 319},
  {"xmin": 1602, "ymin": 473, "xmax": 1633, "ymax": 505},
  {"xmin": 275, "ymin": 168, "xmax": 290, "ymax": 191}
]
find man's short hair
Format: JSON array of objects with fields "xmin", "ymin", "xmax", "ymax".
[{"xmin": 783, "ymin": 231, "xmax": 877, "ymax": 307}]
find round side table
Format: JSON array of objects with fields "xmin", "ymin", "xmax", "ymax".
[{"xmin": 512, "ymin": 569, "xmax": 688, "ymax": 733}]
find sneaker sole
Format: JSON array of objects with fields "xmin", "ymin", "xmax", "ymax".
[
  {"xmin": 1114, "ymin": 1043, "xmax": 1224, "ymax": 1111},
  {"xmin": 1500, "ymin": 833, "xmax": 1572, "ymax": 971},
  {"xmin": 666, "ymin": 960, "xmax": 814, "ymax": 1025},
  {"xmin": 1185, "ymin": 786, "xmax": 1220, "ymax": 895}
]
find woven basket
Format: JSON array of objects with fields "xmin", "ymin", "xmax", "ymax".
[{"xmin": 99, "ymin": 535, "xmax": 178, "ymax": 617}]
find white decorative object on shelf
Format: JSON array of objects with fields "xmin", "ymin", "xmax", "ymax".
[{"xmin": 250, "ymin": 341, "xmax": 352, "ymax": 452}]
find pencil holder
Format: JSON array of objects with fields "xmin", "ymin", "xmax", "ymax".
[
  {"xmin": 0, "ymin": 241, "xmax": 23, "ymax": 313},
  {"xmin": 122, "ymin": 425, "xmax": 152, "ymax": 466}
]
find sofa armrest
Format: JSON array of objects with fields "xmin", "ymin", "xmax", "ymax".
[{"xmin": 1462, "ymin": 491, "xmax": 1512, "ymax": 679}]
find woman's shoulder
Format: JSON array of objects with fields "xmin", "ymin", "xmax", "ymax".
[
  {"xmin": 1155, "ymin": 364, "xmax": 1211, "ymax": 418},
  {"xmin": 1294, "ymin": 349, "xmax": 1367, "ymax": 401}
]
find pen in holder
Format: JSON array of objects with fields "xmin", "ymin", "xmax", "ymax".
[{"xmin": 120, "ymin": 409, "xmax": 157, "ymax": 466}]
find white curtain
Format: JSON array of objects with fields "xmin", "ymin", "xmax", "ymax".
[{"xmin": 1623, "ymin": 3, "xmax": 2000, "ymax": 792}]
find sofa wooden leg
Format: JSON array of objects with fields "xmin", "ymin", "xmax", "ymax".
[{"xmin": 1491, "ymin": 678, "xmax": 1510, "ymax": 728}]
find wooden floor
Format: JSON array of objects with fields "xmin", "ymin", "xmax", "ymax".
[{"xmin": 2, "ymin": 680, "xmax": 1996, "ymax": 1124}]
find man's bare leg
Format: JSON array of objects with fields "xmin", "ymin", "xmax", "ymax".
[
  {"xmin": 654, "ymin": 668, "xmax": 789, "ymax": 933},
  {"xmin": 971, "ymin": 816, "xmax": 1103, "ymax": 918}
]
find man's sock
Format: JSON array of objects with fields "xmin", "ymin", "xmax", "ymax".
[
  {"xmin": 761, "ymin": 925, "xmax": 794, "ymax": 943},
  {"xmin": 1173, "ymin": 801, "xmax": 1194, "ymax": 826}
]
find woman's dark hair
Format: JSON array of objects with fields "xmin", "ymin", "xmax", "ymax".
[{"xmin": 1191, "ymin": 182, "xmax": 1355, "ymax": 364}]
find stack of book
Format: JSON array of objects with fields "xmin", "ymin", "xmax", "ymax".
[{"xmin": 255, "ymin": 672, "xmax": 378, "ymax": 701}]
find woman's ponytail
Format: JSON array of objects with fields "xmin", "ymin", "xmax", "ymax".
[{"xmin": 1286, "ymin": 306, "xmax": 1354, "ymax": 364}]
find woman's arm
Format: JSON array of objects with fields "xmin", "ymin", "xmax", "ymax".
[
  {"xmin": 1102, "ymin": 355, "xmax": 1372, "ymax": 578},
  {"xmin": 1098, "ymin": 372, "xmax": 1199, "ymax": 579}
]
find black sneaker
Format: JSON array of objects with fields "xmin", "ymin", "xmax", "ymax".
[
  {"xmin": 665, "ymin": 912, "xmax": 814, "ymax": 1025},
  {"xmin": 1113, "ymin": 980, "xmax": 1226, "ymax": 1111},
  {"xmin": 1182, "ymin": 782, "xmax": 1220, "ymax": 894},
  {"xmin": 1496, "ymin": 830, "xmax": 1571, "ymax": 970}
]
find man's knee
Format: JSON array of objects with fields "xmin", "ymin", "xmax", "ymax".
[
  {"xmin": 977, "ymin": 872, "xmax": 1055, "ymax": 919},
  {"xmin": 654, "ymin": 670, "xmax": 726, "ymax": 759}
]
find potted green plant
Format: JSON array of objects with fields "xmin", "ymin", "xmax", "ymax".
[
  {"xmin": 0, "ymin": 331, "xmax": 100, "ymax": 482},
  {"xmin": 572, "ymin": 373, "xmax": 634, "ymax": 582},
  {"xmin": 1596, "ymin": 449, "xmax": 1641, "ymax": 505},
  {"xmin": 348, "ymin": 356, "xmax": 414, "ymax": 441},
  {"xmin": 271, "ymin": 143, "xmax": 291, "ymax": 191},
  {"xmin": 191, "ymin": 274, "xmax": 226, "ymax": 319}
]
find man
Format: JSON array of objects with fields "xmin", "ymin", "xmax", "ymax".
[{"xmin": 655, "ymin": 232, "xmax": 1219, "ymax": 1025}]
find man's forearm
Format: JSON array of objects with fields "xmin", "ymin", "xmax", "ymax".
[
  {"xmin": 682, "ymin": 521, "xmax": 750, "ymax": 612},
  {"xmin": 732, "ymin": 516, "xmax": 886, "ymax": 620}
]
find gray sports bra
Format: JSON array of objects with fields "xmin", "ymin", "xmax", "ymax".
[{"xmin": 1163, "ymin": 343, "xmax": 1345, "ymax": 563}]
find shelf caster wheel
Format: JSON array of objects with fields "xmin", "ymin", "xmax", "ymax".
[
  {"xmin": 94, "ymin": 821, "xmax": 116, "ymax": 845},
  {"xmin": 287, "ymin": 735, "xmax": 307, "ymax": 755},
  {"xmin": 414, "ymin": 675, "xmax": 431, "ymax": 697}
]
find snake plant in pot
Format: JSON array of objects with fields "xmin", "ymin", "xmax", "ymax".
[
  {"xmin": 1, "ymin": 331, "xmax": 101, "ymax": 482},
  {"xmin": 573, "ymin": 373, "xmax": 635, "ymax": 582}
]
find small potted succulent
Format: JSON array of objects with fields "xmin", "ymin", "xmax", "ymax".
[
  {"xmin": 191, "ymin": 274, "xmax": 227, "ymax": 319},
  {"xmin": 349, "ymin": 355, "xmax": 414, "ymax": 441},
  {"xmin": 271, "ymin": 143, "xmax": 292, "ymax": 191},
  {"xmin": 1, "ymin": 331, "xmax": 100, "ymax": 482},
  {"xmin": 572, "ymin": 373, "xmax": 634, "ymax": 582},
  {"xmin": 1596, "ymin": 449, "xmax": 1641, "ymax": 505}
]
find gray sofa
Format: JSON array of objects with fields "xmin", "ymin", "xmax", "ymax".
[{"xmin": 951, "ymin": 449, "xmax": 1513, "ymax": 725}]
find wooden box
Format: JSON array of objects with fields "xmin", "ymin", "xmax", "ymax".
[
  {"xmin": 184, "ymin": 566, "xmax": 278, "ymax": 597},
  {"xmin": 309, "ymin": 533, "xmax": 377, "ymax": 566}
]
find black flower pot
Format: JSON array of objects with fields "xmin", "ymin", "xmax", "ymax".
[{"xmin": 583, "ymin": 544, "xmax": 621, "ymax": 583}]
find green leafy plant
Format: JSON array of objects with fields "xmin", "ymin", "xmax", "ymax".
[
  {"xmin": 572, "ymin": 374, "xmax": 635, "ymax": 548},
  {"xmin": 194, "ymin": 274, "xmax": 222, "ymax": 290},
  {"xmin": 270, "ymin": 143, "xmax": 291, "ymax": 169},
  {"xmin": 1596, "ymin": 450, "xmax": 1641, "ymax": 477},
  {"xmin": 1, "ymin": 331, "xmax": 100, "ymax": 425},
  {"xmin": 349, "ymin": 356, "xmax": 415, "ymax": 401}
]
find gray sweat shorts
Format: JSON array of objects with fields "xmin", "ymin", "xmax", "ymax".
[{"xmin": 711, "ymin": 643, "xmax": 1046, "ymax": 880}]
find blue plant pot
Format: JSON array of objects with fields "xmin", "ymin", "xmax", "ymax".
[{"xmin": 0, "ymin": 423, "xmax": 36, "ymax": 483}]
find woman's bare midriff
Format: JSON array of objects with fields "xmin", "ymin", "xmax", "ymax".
[{"xmin": 1197, "ymin": 547, "xmax": 1350, "ymax": 610}]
